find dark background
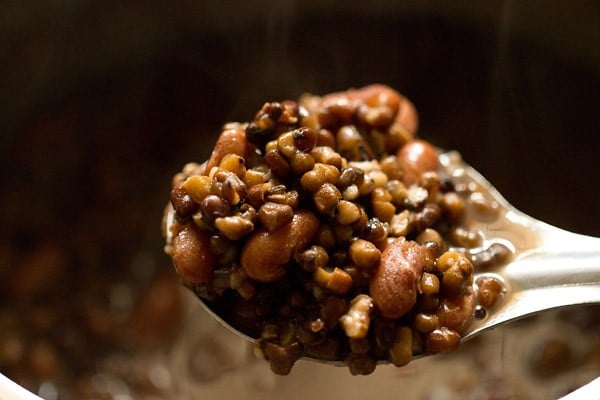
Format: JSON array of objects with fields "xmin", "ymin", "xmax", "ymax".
[{"xmin": 0, "ymin": 1, "xmax": 598, "ymax": 398}]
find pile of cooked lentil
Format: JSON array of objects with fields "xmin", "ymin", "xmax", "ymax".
[{"xmin": 164, "ymin": 84, "xmax": 511, "ymax": 375}]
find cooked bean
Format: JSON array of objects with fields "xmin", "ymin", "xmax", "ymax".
[
  {"xmin": 318, "ymin": 92, "xmax": 356, "ymax": 126},
  {"xmin": 389, "ymin": 210, "xmax": 412, "ymax": 237},
  {"xmin": 320, "ymin": 296, "xmax": 348, "ymax": 329},
  {"xmin": 218, "ymin": 153, "xmax": 246, "ymax": 178},
  {"xmin": 214, "ymin": 216, "xmax": 254, "ymax": 241},
  {"xmin": 469, "ymin": 191, "xmax": 500, "ymax": 221},
  {"xmin": 441, "ymin": 191, "xmax": 465, "ymax": 222},
  {"xmin": 258, "ymin": 202, "xmax": 294, "ymax": 232},
  {"xmin": 313, "ymin": 267, "xmax": 353, "ymax": 295},
  {"xmin": 304, "ymin": 338, "xmax": 341, "ymax": 361},
  {"xmin": 182, "ymin": 175, "xmax": 212, "ymax": 204},
  {"xmin": 355, "ymin": 84, "xmax": 400, "ymax": 128},
  {"xmin": 316, "ymin": 128, "xmax": 336, "ymax": 147},
  {"xmin": 241, "ymin": 211, "xmax": 319, "ymax": 282},
  {"xmin": 261, "ymin": 341, "xmax": 303, "ymax": 375},
  {"xmin": 413, "ymin": 202, "xmax": 442, "ymax": 232},
  {"xmin": 267, "ymin": 189, "xmax": 300, "ymax": 209},
  {"xmin": 219, "ymin": 172, "xmax": 247, "ymax": 206},
  {"xmin": 337, "ymin": 125, "xmax": 371, "ymax": 161},
  {"xmin": 264, "ymin": 149, "xmax": 291, "ymax": 178},
  {"xmin": 349, "ymin": 239, "xmax": 381, "ymax": 269},
  {"xmin": 346, "ymin": 354, "xmax": 377, "ymax": 376},
  {"xmin": 469, "ymin": 242, "xmax": 513, "ymax": 269},
  {"xmin": 450, "ymin": 226, "xmax": 482, "ymax": 248},
  {"xmin": 336, "ymin": 200, "xmax": 362, "ymax": 225},
  {"xmin": 397, "ymin": 139, "xmax": 439, "ymax": 186},
  {"xmin": 436, "ymin": 288, "xmax": 475, "ymax": 334},
  {"xmin": 360, "ymin": 218, "xmax": 388, "ymax": 248},
  {"xmin": 476, "ymin": 276, "xmax": 505, "ymax": 308},
  {"xmin": 349, "ymin": 338, "xmax": 371, "ymax": 355},
  {"xmin": 437, "ymin": 251, "xmax": 473, "ymax": 295},
  {"xmin": 200, "ymin": 194, "xmax": 231, "ymax": 223},
  {"xmin": 380, "ymin": 156, "xmax": 404, "ymax": 182},
  {"xmin": 290, "ymin": 151, "xmax": 315, "ymax": 175},
  {"xmin": 206, "ymin": 127, "xmax": 250, "ymax": 172},
  {"xmin": 170, "ymin": 184, "xmax": 199, "ymax": 219},
  {"xmin": 415, "ymin": 313, "xmax": 439, "ymax": 333},
  {"xmin": 339, "ymin": 295, "xmax": 373, "ymax": 339},
  {"xmin": 419, "ymin": 171, "xmax": 441, "ymax": 202},
  {"xmin": 419, "ymin": 272, "xmax": 440, "ymax": 296},
  {"xmin": 370, "ymin": 238, "xmax": 428, "ymax": 319},
  {"xmin": 295, "ymin": 245, "xmax": 329, "ymax": 272},
  {"xmin": 416, "ymin": 228, "xmax": 443, "ymax": 248},
  {"xmin": 425, "ymin": 327, "xmax": 461, "ymax": 354},
  {"xmin": 310, "ymin": 146, "xmax": 344, "ymax": 169},
  {"xmin": 171, "ymin": 224, "xmax": 216, "ymax": 285},
  {"xmin": 313, "ymin": 183, "xmax": 342, "ymax": 216},
  {"xmin": 338, "ymin": 166, "xmax": 364, "ymax": 189},
  {"xmin": 388, "ymin": 326, "xmax": 413, "ymax": 367},
  {"xmin": 301, "ymin": 163, "xmax": 340, "ymax": 193}
]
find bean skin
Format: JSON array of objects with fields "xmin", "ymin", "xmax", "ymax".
[
  {"xmin": 397, "ymin": 140, "xmax": 439, "ymax": 186},
  {"xmin": 241, "ymin": 210, "xmax": 319, "ymax": 282},
  {"xmin": 206, "ymin": 127, "xmax": 251, "ymax": 173},
  {"xmin": 171, "ymin": 224, "xmax": 216, "ymax": 285},
  {"xmin": 393, "ymin": 95, "xmax": 418, "ymax": 135},
  {"xmin": 436, "ymin": 288, "xmax": 475, "ymax": 335},
  {"xmin": 370, "ymin": 238, "xmax": 428, "ymax": 319}
]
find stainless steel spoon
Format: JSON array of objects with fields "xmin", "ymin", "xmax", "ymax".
[{"xmin": 163, "ymin": 151, "xmax": 600, "ymax": 364}]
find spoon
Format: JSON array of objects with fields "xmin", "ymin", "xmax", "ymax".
[{"xmin": 164, "ymin": 150, "xmax": 600, "ymax": 365}]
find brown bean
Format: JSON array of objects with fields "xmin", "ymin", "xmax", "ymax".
[
  {"xmin": 206, "ymin": 127, "xmax": 251, "ymax": 173},
  {"xmin": 313, "ymin": 183, "xmax": 342, "ymax": 216},
  {"xmin": 301, "ymin": 163, "xmax": 340, "ymax": 193},
  {"xmin": 258, "ymin": 202, "xmax": 294, "ymax": 232},
  {"xmin": 292, "ymin": 127, "xmax": 318, "ymax": 152},
  {"xmin": 476, "ymin": 276, "xmax": 505, "ymax": 308},
  {"xmin": 388, "ymin": 326, "xmax": 413, "ymax": 367},
  {"xmin": 436, "ymin": 288, "xmax": 475, "ymax": 335},
  {"xmin": 319, "ymin": 91, "xmax": 359, "ymax": 126},
  {"xmin": 261, "ymin": 341, "xmax": 303, "ymax": 375},
  {"xmin": 295, "ymin": 245, "xmax": 329, "ymax": 272},
  {"xmin": 170, "ymin": 184, "xmax": 199, "ymax": 219},
  {"xmin": 425, "ymin": 327, "xmax": 461, "ymax": 354},
  {"xmin": 397, "ymin": 139, "xmax": 439, "ymax": 186},
  {"xmin": 355, "ymin": 84, "xmax": 400, "ymax": 128},
  {"xmin": 370, "ymin": 238, "xmax": 428, "ymax": 319},
  {"xmin": 390, "ymin": 95, "xmax": 418, "ymax": 135},
  {"xmin": 349, "ymin": 239, "xmax": 381, "ymax": 270},
  {"xmin": 171, "ymin": 224, "xmax": 216, "ymax": 285},
  {"xmin": 346, "ymin": 353, "xmax": 377, "ymax": 376},
  {"xmin": 241, "ymin": 211, "xmax": 319, "ymax": 282},
  {"xmin": 313, "ymin": 267, "xmax": 353, "ymax": 295}
]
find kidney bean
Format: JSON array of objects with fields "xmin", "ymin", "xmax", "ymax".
[
  {"xmin": 370, "ymin": 238, "xmax": 428, "ymax": 319},
  {"xmin": 206, "ymin": 127, "xmax": 252, "ymax": 173},
  {"xmin": 397, "ymin": 139, "xmax": 439, "ymax": 186},
  {"xmin": 241, "ymin": 210, "xmax": 319, "ymax": 282},
  {"xmin": 436, "ymin": 288, "xmax": 475, "ymax": 335},
  {"xmin": 171, "ymin": 224, "xmax": 216, "ymax": 285}
]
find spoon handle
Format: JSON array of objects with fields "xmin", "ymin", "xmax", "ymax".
[
  {"xmin": 506, "ymin": 222, "xmax": 600, "ymax": 292},
  {"xmin": 465, "ymin": 218, "xmax": 600, "ymax": 341},
  {"xmin": 479, "ymin": 224, "xmax": 600, "ymax": 334}
]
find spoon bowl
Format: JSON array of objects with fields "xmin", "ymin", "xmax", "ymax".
[
  {"xmin": 439, "ymin": 151, "xmax": 600, "ymax": 342},
  {"xmin": 164, "ymin": 151, "xmax": 600, "ymax": 365}
]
